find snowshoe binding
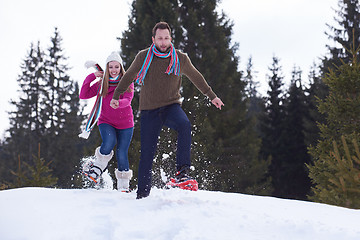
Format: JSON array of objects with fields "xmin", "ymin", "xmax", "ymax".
[
  {"xmin": 82, "ymin": 161, "xmax": 103, "ymax": 184},
  {"xmin": 81, "ymin": 147, "xmax": 113, "ymax": 185}
]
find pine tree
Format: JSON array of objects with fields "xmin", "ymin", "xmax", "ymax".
[
  {"xmin": 42, "ymin": 28, "xmax": 73, "ymax": 134},
  {"xmin": 312, "ymin": 136, "xmax": 360, "ymax": 208},
  {"xmin": 1, "ymin": 42, "xmax": 47, "ymax": 184},
  {"xmin": 10, "ymin": 144, "xmax": 58, "ymax": 188},
  {"xmin": 0, "ymin": 140, "xmax": 7, "ymax": 186},
  {"xmin": 308, "ymin": 44, "xmax": 360, "ymax": 208},
  {"xmin": 2, "ymin": 29, "xmax": 84, "ymax": 188},
  {"xmin": 41, "ymin": 28, "xmax": 84, "ymax": 188},
  {"xmin": 323, "ymin": 0, "xmax": 360, "ymax": 72},
  {"xmin": 119, "ymin": 0, "xmax": 269, "ymax": 193},
  {"xmin": 304, "ymin": 64, "xmax": 327, "ymax": 148},
  {"xmin": 244, "ymin": 56, "xmax": 264, "ymax": 135},
  {"xmin": 306, "ymin": 1, "xmax": 360, "ymax": 206},
  {"xmin": 280, "ymin": 66, "xmax": 311, "ymax": 200},
  {"xmin": 10, "ymin": 42, "xmax": 46, "ymax": 160},
  {"xmin": 306, "ymin": 1, "xmax": 360, "ymax": 155},
  {"xmin": 244, "ymin": 56, "xmax": 259, "ymax": 98},
  {"xmin": 239, "ymin": 56, "xmax": 271, "ymax": 195},
  {"xmin": 261, "ymin": 56, "xmax": 285, "ymax": 197},
  {"xmin": 177, "ymin": 0, "xmax": 269, "ymax": 194}
]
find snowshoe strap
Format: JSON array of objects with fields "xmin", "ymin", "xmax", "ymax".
[{"xmin": 88, "ymin": 165, "xmax": 103, "ymax": 178}]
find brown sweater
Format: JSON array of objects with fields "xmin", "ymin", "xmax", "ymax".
[{"xmin": 113, "ymin": 48, "xmax": 217, "ymax": 110}]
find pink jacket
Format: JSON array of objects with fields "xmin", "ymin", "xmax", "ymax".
[{"xmin": 79, "ymin": 73, "xmax": 134, "ymax": 129}]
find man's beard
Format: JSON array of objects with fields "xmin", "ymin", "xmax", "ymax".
[{"xmin": 156, "ymin": 44, "xmax": 171, "ymax": 53}]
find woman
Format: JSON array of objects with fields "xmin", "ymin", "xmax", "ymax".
[{"xmin": 79, "ymin": 51, "xmax": 134, "ymax": 192}]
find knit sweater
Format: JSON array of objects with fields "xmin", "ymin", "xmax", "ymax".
[
  {"xmin": 80, "ymin": 73, "xmax": 134, "ymax": 129},
  {"xmin": 112, "ymin": 48, "xmax": 217, "ymax": 110}
]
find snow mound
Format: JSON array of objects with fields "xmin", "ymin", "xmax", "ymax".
[{"xmin": 0, "ymin": 187, "xmax": 359, "ymax": 240}]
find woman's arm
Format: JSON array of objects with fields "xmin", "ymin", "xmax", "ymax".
[{"xmin": 79, "ymin": 73, "xmax": 100, "ymax": 99}]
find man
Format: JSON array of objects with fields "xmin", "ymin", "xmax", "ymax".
[{"xmin": 110, "ymin": 21, "xmax": 224, "ymax": 199}]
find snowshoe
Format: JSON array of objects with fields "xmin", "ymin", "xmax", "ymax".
[
  {"xmin": 165, "ymin": 166, "xmax": 198, "ymax": 191},
  {"xmin": 165, "ymin": 177, "xmax": 198, "ymax": 191},
  {"xmin": 81, "ymin": 147, "xmax": 113, "ymax": 185},
  {"xmin": 82, "ymin": 161, "xmax": 102, "ymax": 184},
  {"xmin": 119, "ymin": 189, "xmax": 132, "ymax": 193}
]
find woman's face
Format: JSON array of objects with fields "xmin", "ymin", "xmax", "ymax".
[
  {"xmin": 152, "ymin": 28, "xmax": 172, "ymax": 53},
  {"xmin": 108, "ymin": 61, "xmax": 121, "ymax": 78}
]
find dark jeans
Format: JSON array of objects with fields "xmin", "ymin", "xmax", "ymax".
[
  {"xmin": 138, "ymin": 103, "xmax": 191, "ymax": 196},
  {"xmin": 98, "ymin": 123, "xmax": 134, "ymax": 171}
]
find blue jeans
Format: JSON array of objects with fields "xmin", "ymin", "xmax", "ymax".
[
  {"xmin": 138, "ymin": 103, "xmax": 191, "ymax": 196},
  {"xmin": 98, "ymin": 123, "xmax": 134, "ymax": 171}
]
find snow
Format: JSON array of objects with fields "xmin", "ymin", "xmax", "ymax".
[{"xmin": 1, "ymin": 187, "xmax": 360, "ymax": 240}]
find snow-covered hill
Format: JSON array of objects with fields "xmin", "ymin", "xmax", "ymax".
[{"xmin": 0, "ymin": 187, "xmax": 359, "ymax": 240}]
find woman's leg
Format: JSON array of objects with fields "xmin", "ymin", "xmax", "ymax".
[
  {"xmin": 84, "ymin": 123, "xmax": 116, "ymax": 182},
  {"xmin": 115, "ymin": 127, "xmax": 134, "ymax": 171},
  {"xmin": 98, "ymin": 123, "xmax": 117, "ymax": 155}
]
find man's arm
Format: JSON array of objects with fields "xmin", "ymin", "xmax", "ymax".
[
  {"xmin": 211, "ymin": 97, "xmax": 224, "ymax": 110},
  {"xmin": 111, "ymin": 52, "xmax": 143, "ymax": 109},
  {"xmin": 181, "ymin": 54, "xmax": 224, "ymax": 110}
]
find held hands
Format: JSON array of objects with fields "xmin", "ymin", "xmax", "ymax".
[
  {"xmin": 111, "ymin": 97, "xmax": 223, "ymax": 110},
  {"xmin": 110, "ymin": 99, "xmax": 119, "ymax": 109},
  {"xmin": 211, "ymin": 97, "xmax": 224, "ymax": 110}
]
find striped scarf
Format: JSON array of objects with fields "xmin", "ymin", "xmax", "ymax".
[
  {"xmin": 135, "ymin": 43, "xmax": 180, "ymax": 85},
  {"xmin": 79, "ymin": 75, "xmax": 120, "ymax": 139}
]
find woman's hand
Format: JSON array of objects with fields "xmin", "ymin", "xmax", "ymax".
[{"xmin": 94, "ymin": 71, "xmax": 103, "ymax": 78}]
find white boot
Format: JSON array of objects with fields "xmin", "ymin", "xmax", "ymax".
[
  {"xmin": 115, "ymin": 169, "xmax": 133, "ymax": 192},
  {"xmin": 85, "ymin": 147, "xmax": 113, "ymax": 183}
]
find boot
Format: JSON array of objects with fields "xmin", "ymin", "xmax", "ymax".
[
  {"xmin": 115, "ymin": 169, "xmax": 133, "ymax": 192},
  {"xmin": 84, "ymin": 147, "xmax": 113, "ymax": 183},
  {"xmin": 175, "ymin": 165, "xmax": 192, "ymax": 182}
]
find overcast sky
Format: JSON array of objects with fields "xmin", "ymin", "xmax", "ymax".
[{"xmin": 0, "ymin": 0, "xmax": 338, "ymax": 138}]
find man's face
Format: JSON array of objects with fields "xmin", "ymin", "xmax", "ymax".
[{"xmin": 152, "ymin": 28, "xmax": 172, "ymax": 52}]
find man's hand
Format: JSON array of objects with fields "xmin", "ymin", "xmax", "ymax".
[
  {"xmin": 110, "ymin": 99, "xmax": 119, "ymax": 109},
  {"xmin": 211, "ymin": 97, "xmax": 224, "ymax": 110}
]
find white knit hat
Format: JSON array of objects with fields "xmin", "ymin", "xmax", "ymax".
[
  {"xmin": 83, "ymin": 51, "xmax": 124, "ymax": 74},
  {"xmin": 106, "ymin": 51, "xmax": 123, "ymax": 66}
]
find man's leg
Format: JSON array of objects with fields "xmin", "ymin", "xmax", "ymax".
[
  {"xmin": 137, "ymin": 109, "xmax": 163, "ymax": 198},
  {"xmin": 164, "ymin": 104, "xmax": 192, "ymax": 171}
]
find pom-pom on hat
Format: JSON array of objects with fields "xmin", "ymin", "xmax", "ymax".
[{"xmin": 106, "ymin": 51, "xmax": 123, "ymax": 66}]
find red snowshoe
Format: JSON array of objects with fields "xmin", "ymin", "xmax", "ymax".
[
  {"xmin": 165, "ymin": 166, "xmax": 198, "ymax": 191},
  {"xmin": 166, "ymin": 177, "xmax": 198, "ymax": 191}
]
